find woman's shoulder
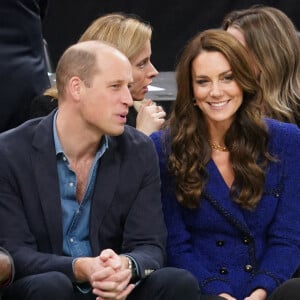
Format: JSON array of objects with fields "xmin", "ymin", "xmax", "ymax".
[
  {"xmin": 150, "ymin": 130, "xmax": 167, "ymax": 149},
  {"xmin": 265, "ymin": 118, "xmax": 300, "ymax": 154},
  {"xmin": 265, "ymin": 118, "xmax": 300, "ymax": 137}
]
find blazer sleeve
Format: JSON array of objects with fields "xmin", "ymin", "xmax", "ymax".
[
  {"xmin": 0, "ymin": 143, "xmax": 74, "ymax": 281},
  {"xmin": 245, "ymin": 122, "xmax": 300, "ymax": 295},
  {"xmin": 121, "ymin": 134, "xmax": 168, "ymax": 279}
]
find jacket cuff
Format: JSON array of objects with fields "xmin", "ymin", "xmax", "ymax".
[
  {"xmin": 246, "ymin": 273, "xmax": 279, "ymax": 296},
  {"xmin": 201, "ymin": 277, "xmax": 233, "ymax": 296}
]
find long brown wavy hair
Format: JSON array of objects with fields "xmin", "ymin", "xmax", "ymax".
[{"xmin": 165, "ymin": 29, "xmax": 273, "ymax": 210}]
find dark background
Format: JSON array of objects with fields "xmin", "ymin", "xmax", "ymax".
[{"xmin": 43, "ymin": 0, "xmax": 300, "ymax": 71}]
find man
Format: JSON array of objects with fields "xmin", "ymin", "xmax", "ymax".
[
  {"xmin": 0, "ymin": 248, "xmax": 14, "ymax": 292},
  {"xmin": 0, "ymin": 41, "xmax": 199, "ymax": 300}
]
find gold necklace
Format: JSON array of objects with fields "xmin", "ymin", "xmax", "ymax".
[{"xmin": 209, "ymin": 141, "xmax": 228, "ymax": 152}]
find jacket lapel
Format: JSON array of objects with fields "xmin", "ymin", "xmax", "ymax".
[
  {"xmin": 31, "ymin": 112, "xmax": 63, "ymax": 254},
  {"xmin": 204, "ymin": 160, "xmax": 250, "ymax": 235},
  {"xmin": 90, "ymin": 135, "xmax": 120, "ymax": 253}
]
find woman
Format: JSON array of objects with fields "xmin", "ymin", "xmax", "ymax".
[
  {"xmin": 30, "ymin": 13, "xmax": 166, "ymax": 135},
  {"xmin": 222, "ymin": 6, "xmax": 300, "ymax": 126},
  {"xmin": 150, "ymin": 29, "xmax": 300, "ymax": 299}
]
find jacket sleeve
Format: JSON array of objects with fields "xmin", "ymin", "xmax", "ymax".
[
  {"xmin": 245, "ymin": 123, "xmax": 300, "ymax": 295},
  {"xmin": 122, "ymin": 135, "xmax": 168, "ymax": 279},
  {"xmin": 0, "ymin": 146, "xmax": 74, "ymax": 281}
]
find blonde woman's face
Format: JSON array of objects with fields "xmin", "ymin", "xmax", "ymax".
[{"xmin": 130, "ymin": 40, "xmax": 158, "ymax": 101}]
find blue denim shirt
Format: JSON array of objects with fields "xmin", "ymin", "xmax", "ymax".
[{"xmin": 53, "ymin": 112, "xmax": 108, "ymax": 259}]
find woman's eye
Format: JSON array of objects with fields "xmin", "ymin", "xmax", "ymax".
[
  {"xmin": 223, "ymin": 74, "xmax": 234, "ymax": 81},
  {"xmin": 196, "ymin": 79, "xmax": 208, "ymax": 85},
  {"xmin": 138, "ymin": 63, "xmax": 146, "ymax": 69}
]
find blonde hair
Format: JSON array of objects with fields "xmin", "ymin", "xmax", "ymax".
[
  {"xmin": 79, "ymin": 13, "xmax": 152, "ymax": 62},
  {"xmin": 47, "ymin": 13, "xmax": 152, "ymax": 99}
]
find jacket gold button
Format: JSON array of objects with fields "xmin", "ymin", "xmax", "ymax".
[
  {"xmin": 244, "ymin": 264, "xmax": 253, "ymax": 272},
  {"xmin": 243, "ymin": 238, "xmax": 249, "ymax": 244},
  {"xmin": 216, "ymin": 240, "xmax": 224, "ymax": 246},
  {"xmin": 219, "ymin": 267, "xmax": 228, "ymax": 275}
]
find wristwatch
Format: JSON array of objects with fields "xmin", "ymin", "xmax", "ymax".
[{"xmin": 127, "ymin": 256, "xmax": 140, "ymax": 283}]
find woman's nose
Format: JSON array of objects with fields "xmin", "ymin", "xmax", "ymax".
[
  {"xmin": 148, "ymin": 62, "xmax": 159, "ymax": 79},
  {"xmin": 209, "ymin": 82, "xmax": 223, "ymax": 97}
]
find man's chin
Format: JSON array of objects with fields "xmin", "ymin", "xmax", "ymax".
[{"xmin": 109, "ymin": 127, "xmax": 125, "ymax": 136}]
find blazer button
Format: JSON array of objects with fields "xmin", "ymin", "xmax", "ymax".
[
  {"xmin": 216, "ymin": 240, "xmax": 225, "ymax": 247},
  {"xmin": 244, "ymin": 264, "xmax": 253, "ymax": 272},
  {"xmin": 219, "ymin": 267, "xmax": 228, "ymax": 275},
  {"xmin": 242, "ymin": 237, "xmax": 249, "ymax": 244}
]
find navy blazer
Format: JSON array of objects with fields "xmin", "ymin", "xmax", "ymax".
[
  {"xmin": 151, "ymin": 119, "xmax": 300, "ymax": 299},
  {"xmin": 0, "ymin": 111, "xmax": 167, "ymax": 281}
]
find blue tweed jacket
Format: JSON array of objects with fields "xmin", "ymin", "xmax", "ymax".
[{"xmin": 150, "ymin": 119, "xmax": 300, "ymax": 300}]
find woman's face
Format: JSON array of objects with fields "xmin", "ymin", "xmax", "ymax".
[
  {"xmin": 130, "ymin": 40, "xmax": 158, "ymax": 101},
  {"xmin": 192, "ymin": 50, "xmax": 243, "ymax": 130}
]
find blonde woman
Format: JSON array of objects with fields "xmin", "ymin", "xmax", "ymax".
[{"xmin": 31, "ymin": 13, "xmax": 165, "ymax": 135}]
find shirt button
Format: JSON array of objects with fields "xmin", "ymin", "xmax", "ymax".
[
  {"xmin": 70, "ymin": 238, "xmax": 74, "ymax": 243},
  {"xmin": 63, "ymin": 156, "xmax": 67, "ymax": 161},
  {"xmin": 244, "ymin": 264, "xmax": 253, "ymax": 272},
  {"xmin": 216, "ymin": 240, "xmax": 225, "ymax": 247},
  {"xmin": 219, "ymin": 267, "xmax": 228, "ymax": 275},
  {"xmin": 69, "ymin": 182, "xmax": 74, "ymax": 187}
]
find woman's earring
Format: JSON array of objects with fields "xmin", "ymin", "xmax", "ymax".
[{"xmin": 192, "ymin": 98, "xmax": 197, "ymax": 106}]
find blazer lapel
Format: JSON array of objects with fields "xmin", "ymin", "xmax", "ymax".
[
  {"xmin": 90, "ymin": 135, "xmax": 120, "ymax": 253},
  {"xmin": 31, "ymin": 112, "xmax": 63, "ymax": 254},
  {"xmin": 204, "ymin": 160, "xmax": 250, "ymax": 235}
]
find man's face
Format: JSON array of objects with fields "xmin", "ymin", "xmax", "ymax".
[{"xmin": 79, "ymin": 52, "xmax": 133, "ymax": 136}]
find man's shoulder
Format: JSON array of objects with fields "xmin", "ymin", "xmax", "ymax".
[
  {"xmin": 0, "ymin": 117, "xmax": 50, "ymax": 158},
  {"xmin": 0, "ymin": 117, "xmax": 44, "ymax": 142}
]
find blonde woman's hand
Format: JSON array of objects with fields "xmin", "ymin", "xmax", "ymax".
[{"xmin": 136, "ymin": 99, "xmax": 166, "ymax": 136}]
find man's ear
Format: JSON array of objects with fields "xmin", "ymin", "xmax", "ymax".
[{"xmin": 68, "ymin": 76, "xmax": 82, "ymax": 101}]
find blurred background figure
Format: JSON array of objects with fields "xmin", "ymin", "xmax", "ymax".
[
  {"xmin": 222, "ymin": 5, "xmax": 300, "ymax": 126},
  {"xmin": 0, "ymin": 0, "xmax": 50, "ymax": 132}
]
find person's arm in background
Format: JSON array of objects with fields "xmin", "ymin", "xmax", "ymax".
[{"xmin": 0, "ymin": 247, "xmax": 14, "ymax": 289}]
